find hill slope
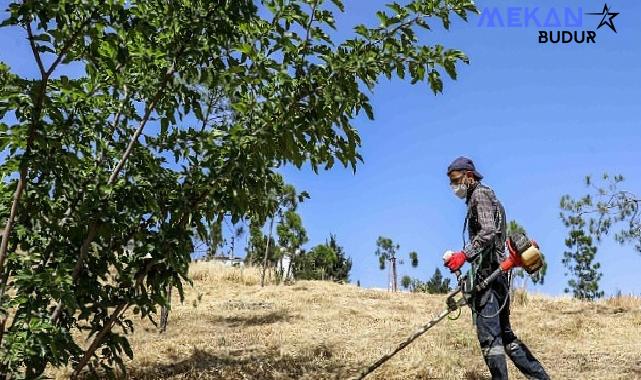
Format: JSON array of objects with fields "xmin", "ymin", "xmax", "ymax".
[{"xmin": 59, "ymin": 262, "xmax": 641, "ymax": 379}]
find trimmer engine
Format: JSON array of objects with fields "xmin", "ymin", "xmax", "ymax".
[{"xmin": 502, "ymin": 232, "xmax": 544, "ymax": 275}]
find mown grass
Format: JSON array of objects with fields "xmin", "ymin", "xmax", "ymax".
[{"xmin": 55, "ymin": 262, "xmax": 641, "ymax": 379}]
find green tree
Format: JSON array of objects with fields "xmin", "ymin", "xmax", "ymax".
[
  {"xmin": 260, "ymin": 180, "xmax": 308, "ymax": 286},
  {"xmin": 401, "ymin": 275, "xmax": 412, "ymax": 290},
  {"xmin": 205, "ymin": 219, "xmax": 224, "ymax": 259},
  {"xmin": 375, "ymin": 237, "xmax": 418, "ymax": 292},
  {"xmin": 0, "ymin": 0, "xmax": 475, "ymax": 376},
  {"xmin": 409, "ymin": 251, "xmax": 419, "ymax": 268},
  {"xmin": 291, "ymin": 236, "xmax": 351, "ymax": 283},
  {"xmin": 561, "ymin": 174, "xmax": 640, "ymax": 252},
  {"xmin": 245, "ymin": 220, "xmax": 278, "ymax": 266},
  {"xmin": 375, "ymin": 236, "xmax": 400, "ymax": 291},
  {"xmin": 559, "ymin": 173, "xmax": 638, "ymax": 300},
  {"xmin": 0, "ymin": 3, "xmax": 264, "ymax": 377},
  {"xmin": 403, "ymin": 268, "xmax": 450, "ymax": 294},
  {"xmin": 277, "ymin": 211, "xmax": 308, "ymax": 253},
  {"xmin": 560, "ymin": 200, "xmax": 604, "ymax": 300},
  {"xmin": 326, "ymin": 234, "xmax": 352, "ymax": 282},
  {"xmin": 277, "ymin": 210, "xmax": 308, "ymax": 282},
  {"xmin": 294, "ymin": 244, "xmax": 337, "ymax": 280},
  {"xmin": 226, "ymin": 221, "xmax": 246, "ymax": 259},
  {"xmin": 424, "ymin": 268, "xmax": 450, "ymax": 293}
]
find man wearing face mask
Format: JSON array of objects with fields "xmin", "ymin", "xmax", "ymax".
[{"xmin": 443, "ymin": 156, "xmax": 549, "ymax": 380}]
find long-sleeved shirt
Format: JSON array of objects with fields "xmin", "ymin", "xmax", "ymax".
[{"xmin": 463, "ymin": 183, "xmax": 505, "ymax": 263}]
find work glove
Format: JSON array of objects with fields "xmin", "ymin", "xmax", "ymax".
[{"xmin": 443, "ymin": 250, "xmax": 466, "ymax": 272}]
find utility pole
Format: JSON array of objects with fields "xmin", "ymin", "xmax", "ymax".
[
  {"xmin": 388, "ymin": 260, "xmax": 392, "ymax": 291},
  {"xmin": 391, "ymin": 255, "xmax": 398, "ymax": 292},
  {"xmin": 376, "ymin": 236, "xmax": 400, "ymax": 292}
]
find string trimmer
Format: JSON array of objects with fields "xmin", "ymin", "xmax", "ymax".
[{"xmin": 349, "ymin": 232, "xmax": 544, "ymax": 380}]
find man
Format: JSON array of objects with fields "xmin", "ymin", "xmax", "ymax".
[{"xmin": 443, "ymin": 156, "xmax": 549, "ymax": 380}]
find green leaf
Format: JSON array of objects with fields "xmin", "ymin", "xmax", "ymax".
[{"xmin": 161, "ymin": 118, "xmax": 169, "ymax": 137}]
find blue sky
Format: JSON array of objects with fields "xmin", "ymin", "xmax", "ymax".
[
  {"xmin": 1, "ymin": 1, "xmax": 639, "ymax": 296},
  {"xmin": 277, "ymin": 0, "xmax": 641, "ymax": 296}
]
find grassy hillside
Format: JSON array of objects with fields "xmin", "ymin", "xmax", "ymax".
[{"xmin": 56, "ymin": 262, "xmax": 641, "ymax": 379}]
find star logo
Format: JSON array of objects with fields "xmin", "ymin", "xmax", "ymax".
[{"xmin": 586, "ymin": 4, "xmax": 620, "ymax": 33}]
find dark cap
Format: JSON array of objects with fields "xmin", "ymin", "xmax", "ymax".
[{"xmin": 447, "ymin": 156, "xmax": 483, "ymax": 180}]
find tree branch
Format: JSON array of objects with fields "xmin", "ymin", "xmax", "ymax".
[
  {"xmin": 45, "ymin": 16, "xmax": 93, "ymax": 78},
  {"xmin": 70, "ymin": 217, "xmax": 184, "ymax": 378},
  {"xmin": 0, "ymin": 9, "xmax": 95, "ymax": 328},
  {"xmin": 50, "ymin": 62, "xmax": 179, "ymax": 324},
  {"xmin": 69, "ymin": 303, "xmax": 127, "ymax": 379},
  {"xmin": 26, "ymin": 18, "xmax": 46, "ymax": 77},
  {"xmin": 108, "ymin": 65, "xmax": 176, "ymax": 185}
]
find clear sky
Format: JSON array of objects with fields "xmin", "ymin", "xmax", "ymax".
[
  {"xmin": 1, "ymin": 1, "xmax": 639, "ymax": 296},
  {"xmin": 277, "ymin": 0, "xmax": 641, "ymax": 296}
]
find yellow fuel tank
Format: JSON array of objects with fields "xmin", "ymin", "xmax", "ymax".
[{"xmin": 521, "ymin": 246, "xmax": 544, "ymax": 274}]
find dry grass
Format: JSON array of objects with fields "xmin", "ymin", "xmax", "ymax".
[{"xmin": 54, "ymin": 262, "xmax": 641, "ymax": 379}]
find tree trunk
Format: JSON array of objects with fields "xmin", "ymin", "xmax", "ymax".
[
  {"xmin": 279, "ymin": 255, "xmax": 284, "ymax": 285},
  {"xmin": 159, "ymin": 284, "xmax": 172, "ymax": 333},
  {"xmin": 245, "ymin": 231, "xmax": 252, "ymax": 264},
  {"xmin": 0, "ymin": 316, "xmax": 6, "ymax": 379},
  {"xmin": 261, "ymin": 217, "xmax": 274, "ymax": 287},
  {"xmin": 286, "ymin": 254, "xmax": 294, "ymax": 283},
  {"xmin": 246, "ymin": 242, "xmax": 252, "ymax": 265},
  {"xmin": 391, "ymin": 256, "xmax": 398, "ymax": 292}
]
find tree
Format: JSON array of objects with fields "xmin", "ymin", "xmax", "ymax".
[
  {"xmin": 277, "ymin": 211, "xmax": 308, "ymax": 254},
  {"xmin": 561, "ymin": 174, "xmax": 640, "ymax": 252},
  {"xmin": 403, "ymin": 268, "xmax": 450, "ymax": 294},
  {"xmin": 559, "ymin": 173, "xmax": 639, "ymax": 300},
  {"xmin": 409, "ymin": 251, "xmax": 419, "ymax": 268},
  {"xmin": 294, "ymin": 244, "xmax": 337, "ymax": 280},
  {"xmin": 560, "ymin": 213, "xmax": 604, "ymax": 300},
  {"xmin": 226, "ymin": 221, "xmax": 246, "ymax": 259},
  {"xmin": 0, "ymin": 0, "xmax": 475, "ymax": 377},
  {"xmin": 205, "ymin": 219, "xmax": 225, "ymax": 259},
  {"xmin": 399, "ymin": 251, "xmax": 419, "ymax": 291},
  {"xmin": 401, "ymin": 275, "xmax": 412, "ymax": 290},
  {"xmin": 375, "ymin": 236, "xmax": 400, "ymax": 291},
  {"xmin": 326, "ymin": 234, "xmax": 352, "ymax": 282},
  {"xmin": 261, "ymin": 180, "xmax": 308, "ymax": 286},
  {"xmin": 291, "ymin": 235, "xmax": 351, "ymax": 283},
  {"xmin": 424, "ymin": 268, "xmax": 450, "ymax": 293},
  {"xmin": 244, "ymin": 220, "xmax": 278, "ymax": 267},
  {"xmin": 374, "ymin": 237, "xmax": 418, "ymax": 292},
  {"xmin": 276, "ymin": 210, "xmax": 308, "ymax": 282},
  {"xmin": 0, "ymin": 3, "xmax": 265, "ymax": 377}
]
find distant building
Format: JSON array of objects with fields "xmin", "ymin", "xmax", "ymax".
[
  {"xmin": 277, "ymin": 255, "xmax": 293, "ymax": 281},
  {"xmin": 209, "ymin": 256, "xmax": 244, "ymax": 267}
]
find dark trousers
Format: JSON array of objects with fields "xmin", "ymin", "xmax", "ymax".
[{"xmin": 474, "ymin": 274, "xmax": 550, "ymax": 380}]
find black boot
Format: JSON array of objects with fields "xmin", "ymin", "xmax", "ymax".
[{"xmin": 505, "ymin": 339, "xmax": 550, "ymax": 380}]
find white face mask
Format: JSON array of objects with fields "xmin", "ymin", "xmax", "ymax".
[{"xmin": 450, "ymin": 183, "xmax": 468, "ymax": 199}]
